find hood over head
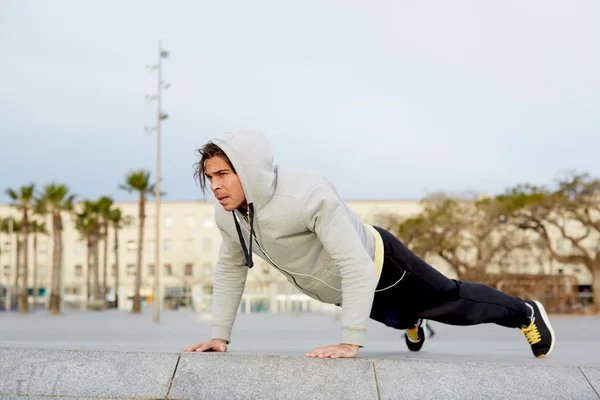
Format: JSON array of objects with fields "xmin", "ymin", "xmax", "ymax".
[
  {"xmin": 208, "ymin": 130, "xmax": 278, "ymax": 268},
  {"xmin": 209, "ymin": 130, "xmax": 277, "ymax": 213}
]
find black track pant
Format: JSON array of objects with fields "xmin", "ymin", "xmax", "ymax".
[{"xmin": 369, "ymin": 226, "xmax": 531, "ymax": 330}]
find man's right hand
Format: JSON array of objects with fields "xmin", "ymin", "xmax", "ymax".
[{"xmin": 184, "ymin": 339, "xmax": 228, "ymax": 353}]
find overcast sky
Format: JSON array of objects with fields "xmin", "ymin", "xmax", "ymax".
[{"xmin": 1, "ymin": 0, "xmax": 598, "ymax": 204}]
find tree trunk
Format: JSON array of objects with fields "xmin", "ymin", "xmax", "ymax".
[
  {"xmin": 19, "ymin": 209, "xmax": 29, "ymax": 314},
  {"xmin": 0, "ymin": 243, "xmax": 2, "ymax": 299},
  {"xmin": 133, "ymin": 195, "xmax": 145, "ymax": 313},
  {"xmin": 437, "ymin": 251, "xmax": 463, "ymax": 280},
  {"xmin": 13, "ymin": 238, "xmax": 21, "ymax": 311},
  {"xmin": 102, "ymin": 222, "xmax": 109, "ymax": 306},
  {"xmin": 592, "ymin": 261, "xmax": 600, "ymax": 309},
  {"xmin": 114, "ymin": 222, "xmax": 120, "ymax": 309},
  {"xmin": 87, "ymin": 236, "xmax": 93, "ymax": 302},
  {"xmin": 49, "ymin": 212, "xmax": 62, "ymax": 315},
  {"xmin": 93, "ymin": 229, "xmax": 100, "ymax": 301},
  {"xmin": 33, "ymin": 232, "xmax": 38, "ymax": 311}
]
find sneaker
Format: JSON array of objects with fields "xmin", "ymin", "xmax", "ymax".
[
  {"xmin": 521, "ymin": 300, "xmax": 555, "ymax": 358},
  {"xmin": 405, "ymin": 319, "xmax": 426, "ymax": 351}
]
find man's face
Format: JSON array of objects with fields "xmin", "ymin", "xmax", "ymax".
[{"xmin": 205, "ymin": 156, "xmax": 247, "ymax": 211}]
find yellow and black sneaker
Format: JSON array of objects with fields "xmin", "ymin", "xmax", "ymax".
[
  {"xmin": 521, "ymin": 300, "xmax": 556, "ymax": 358},
  {"xmin": 405, "ymin": 319, "xmax": 426, "ymax": 351}
]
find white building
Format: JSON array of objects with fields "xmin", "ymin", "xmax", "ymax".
[{"xmin": 0, "ymin": 199, "xmax": 593, "ymax": 312}]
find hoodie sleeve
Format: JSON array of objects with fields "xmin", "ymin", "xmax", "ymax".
[
  {"xmin": 302, "ymin": 182, "xmax": 378, "ymax": 347},
  {"xmin": 211, "ymin": 228, "xmax": 248, "ymax": 343}
]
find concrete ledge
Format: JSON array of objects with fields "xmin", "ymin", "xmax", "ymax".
[
  {"xmin": 0, "ymin": 348, "xmax": 178, "ymax": 399},
  {"xmin": 170, "ymin": 353, "xmax": 377, "ymax": 399},
  {"xmin": 375, "ymin": 359, "xmax": 600, "ymax": 400},
  {"xmin": 1, "ymin": 348, "xmax": 599, "ymax": 399}
]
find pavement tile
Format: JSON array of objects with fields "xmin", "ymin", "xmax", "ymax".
[
  {"xmin": 374, "ymin": 359, "xmax": 599, "ymax": 400},
  {"xmin": 168, "ymin": 353, "xmax": 378, "ymax": 400},
  {"xmin": 0, "ymin": 347, "xmax": 177, "ymax": 399}
]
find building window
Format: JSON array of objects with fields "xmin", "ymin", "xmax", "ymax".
[
  {"xmin": 111, "ymin": 264, "xmax": 117, "ymax": 277},
  {"xmin": 3, "ymin": 265, "xmax": 9, "ymax": 277},
  {"xmin": 203, "ymin": 262, "xmax": 212, "ymax": 276},
  {"xmin": 148, "ymin": 264, "xmax": 154, "ymax": 276},
  {"xmin": 146, "ymin": 216, "xmax": 155, "ymax": 228},
  {"xmin": 3, "ymin": 241, "xmax": 11, "ymax": 251},
  {"xmin": 147, "ymin": 240, "xmax": 155, "ymax": 253},
  {"xmin": 184, "ymin": 238, "xmax": 194, "ymax": 251},
  {"xmin": 64, "ymin": 287, "xmax": 80, "ymax": 295},
  {"xmin": 164, "ymin": 239, "xmax": 172, "ymax": 252},
  {"xmin": 127, "ymin": 240, "xmax": 137, "ymax": 252},
  {"xmin": 74, "ymin": 264, "xmax": 83, "ymax": 277},
  {"xmin": 184, "ymin": 263, "xmax": 194, "ymax": 276},
  {"xmin": 39, "ymin": 241, "xmax": 48, "ymax": 254},
  {"xmin": 126, "ymin": 263, "xmax": 136, "ymax": 276},
  {"xmin": 202, "ymin": 239, "xmax": 212, "ymax": 252},
  {"xmin": 185, "ymin": 215, "xmax": 195, "ymax": 228},
  {"xmin": 39, "ymin": 266, "xmax": 48, "ymax": 276},
  {"xmin": 164, "ymin": 264, "xmax": 172, "ymax": 276},
  {"xmin": 74, "ymin": 241, "xmax": 84, "ymax": 254},
  {"xmin": 164, "ymin": 215, "xmax": 173, "ymax": 227},
  {"xmin": 202, "ymin": 218, "xmax": 214, "ymax": 228}
]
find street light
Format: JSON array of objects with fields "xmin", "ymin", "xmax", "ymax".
[
  {"xmin": 4, "ymin": 218, "xmax": 13, "ymax": 312},
  {"xmin": 146, "ymin": 40, "xmax": 170, "ymax": 322}
]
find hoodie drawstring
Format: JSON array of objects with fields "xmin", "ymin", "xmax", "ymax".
[
  {"xmin": 232, "ymin": 203, "xmax": 255, "ymax": 268},
  {"xmin": 247, "ymin": 203, "xmax": 255, "ymax": 267}
]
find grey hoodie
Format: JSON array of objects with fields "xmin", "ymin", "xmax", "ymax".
[{"xmin": 210, "ymin": 131, "xmax": 378, "ymax": 346}]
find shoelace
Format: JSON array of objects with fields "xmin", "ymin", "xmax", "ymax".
[
  {"xmin": 521, "ymin": 322, "xmax": 541, "ymax": 345},
  {"xmin": 406, "ymin": 326, "xmax": 420, "ymax": 342}
]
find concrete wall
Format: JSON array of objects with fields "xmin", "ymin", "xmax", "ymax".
[{"xmin": 1, "ymin": 348, "xmax": 599, "ymax": 399}]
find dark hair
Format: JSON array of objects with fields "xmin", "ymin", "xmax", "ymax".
[{"xmin": 194, "ymin": 142, "xmax": 236, "ymax": 194}]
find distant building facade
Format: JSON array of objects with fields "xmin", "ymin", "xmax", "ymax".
[{"xmin": 0, "ymin": 199, "xmax": 593, "ymax": 312}]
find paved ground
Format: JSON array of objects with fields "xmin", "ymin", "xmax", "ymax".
[{"xmin": 1, "ymin": 309, "xmax": 599, "ymax": 367}]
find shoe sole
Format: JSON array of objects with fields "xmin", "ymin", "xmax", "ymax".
[{"xmin": 533, "ymin": 300, "xmax": 555, "ymax": 358}]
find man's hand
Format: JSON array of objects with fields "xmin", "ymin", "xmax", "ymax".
[
  {"xmin": 184, "ymin": 339, "xmax": 228, "ymax": 353},
  {"xmin": 305, "ymin": 344, "xmax": 359, "ymax": 359}
]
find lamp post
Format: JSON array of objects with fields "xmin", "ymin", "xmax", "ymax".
[
  {"xmin": 5, "ymin": 218, "xmax": 13, "ymax": 312},
  {"xmin": 145, "ymin": 41, "xmax": 170, "ymax": 322}
]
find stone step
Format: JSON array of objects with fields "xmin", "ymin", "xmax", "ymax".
[{"xmin": 1, "ymin": 348, "xmax": 599, "ymax": 399}]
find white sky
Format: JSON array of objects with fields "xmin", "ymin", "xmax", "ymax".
[{"xmin": 1, "ymin": 0, "xmax": 599, "ymax": 202}]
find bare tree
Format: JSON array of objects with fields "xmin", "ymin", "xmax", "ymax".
[
  {"xmin": 391, "ymin": 193, "xmax": 531, "ymax": 279},
  {"xmin": 499, "ymin": 172, "xmax": 600, "ymax": 307}
]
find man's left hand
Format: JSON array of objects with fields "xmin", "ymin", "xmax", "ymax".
[{"xmin": 305, "ymin": 344, "xmax": 359, "ymax": 359}]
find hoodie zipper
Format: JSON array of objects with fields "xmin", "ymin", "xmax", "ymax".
[{"xmin": 234, "ymin": 212, "xmax": 325, "ymax": 302}]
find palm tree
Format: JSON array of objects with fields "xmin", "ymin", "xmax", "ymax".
[
  {"xmin": 1, "ymin": 217, "xmax": 21, "ymax": 311},
  {"xmin": 108, "ymin": 207, "xmax": 128, "ymax": 308},
  {"xmin": 38, "ymin": 184, "xmax": 75, "ymax": 315},
  {"xmin": 30, "ymin": 220, "xmax": 48, "ymax": 310},
  {"xmin": 96, "ymin": 196, "xmax": 114, "ymax": 306},
  {"xmin": 74, "ymin": 200, "xmax": 101, "ymax": 304},
  {"xmin": 6, "ymin": 184, "xmax": 35, "ymax": 313},
  {"xmin": 119, "ymin": 170, "xmax": 155, "ymax": 313}
]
